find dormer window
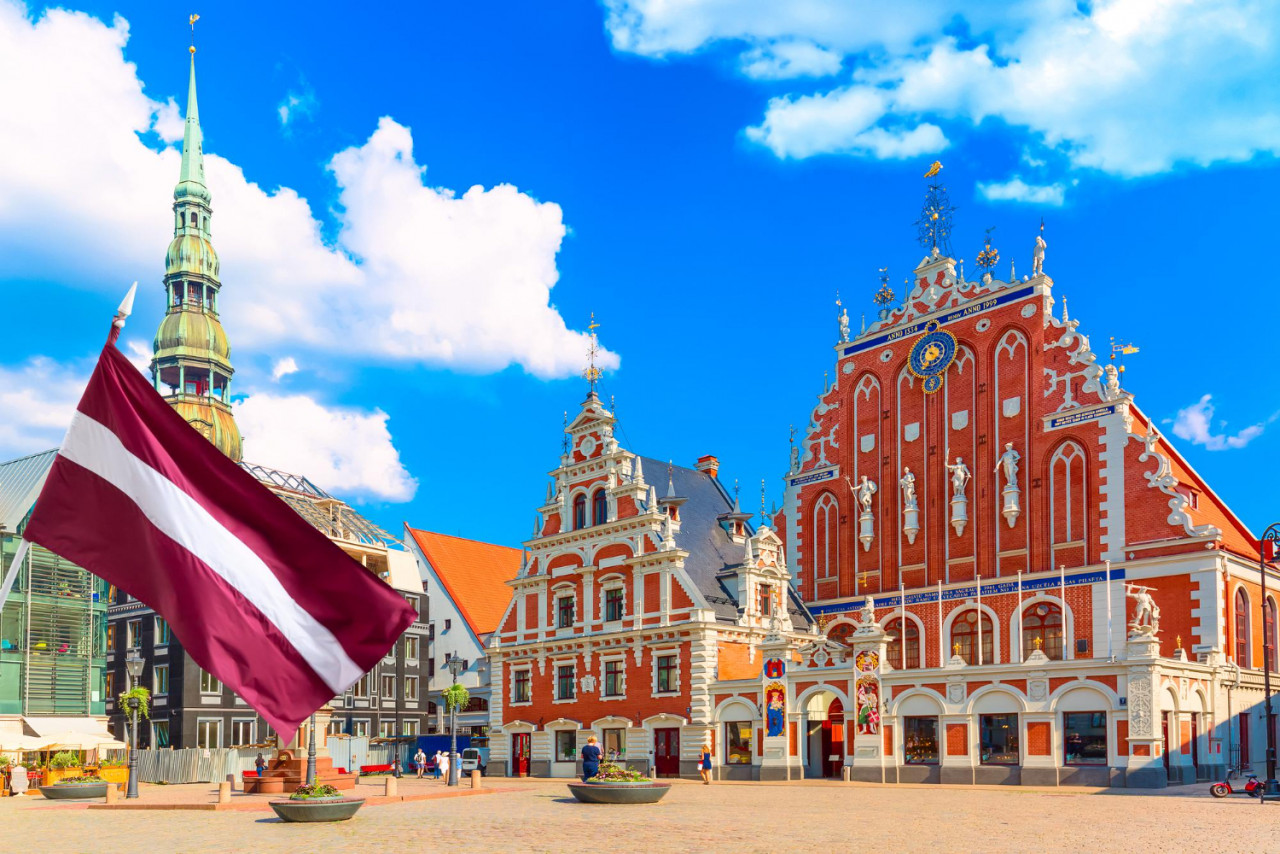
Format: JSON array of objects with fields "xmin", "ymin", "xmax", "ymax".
[
  {"xmin": 592, "ymin": 489, "xmax": 608, "ymax": 526},
  {"xmin": 573, "ymin": 494, "xmax": 587, "ymax": 530},
  {"xmin": 759, "ymin": 585, "xmax": 774, "ymax": 617}
]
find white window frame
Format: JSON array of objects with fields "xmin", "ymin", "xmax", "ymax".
[
  {"xmin": 154, "ymin": 616, "xmax": 170, "ymax": 647},
  {"xmin": 511, "ymin": 666, "xmax": 533, "ymax": 706},
  {"xmin": 600, "ymin": 576, "xmax": 627, "ymax": 625},
  {"xmin": 553, "ymin": 659, "xmax": 576, "ymax": 703},
  {"xmin": 199, "ymin": 669, "xmax": 222, "ymax": 695},
  {"xmin": 652, "ymin": 648, "xmax": 680, "ymax": 696},
  {"xmin": 404, "ymin": 635, "xmax": 420, "ymax": 662},
  {"xmin": 196, "ymin": 717, "xmax": 222, "ymax": 749},
  {"xmin": 381, "ymin": 674, "xmax": 396, "ymax": 699},
  {"xmin": 553, "ymin": 583, "xmax": 577, "ymax": 632},
  {"xmin": 379, "ymin": 720, "xmax": 396, "ymax": 738},
  {"xmin": 230, "ymin": 718, "xmax": 256, "ymax": 746},
  {"xmin": 126, "ymin": 619, "xmax": 141, "ymax": 650},
  {"xmin": 352, "ymin": 719, "xmax": 370, "ymax": 738},
  {"xmin": 600, "ymin": 654, "xmax": 627, "ymax": 700},
  {"xmin": 404, "ymin": 675, "xmax": 419, "ymax": 702},
  {"xmin": 151, "ymin": 719, "xmax": 170, "ymax": 748},
  {"xmin": 353, "ymin": 672, "xmax": 373, "ymax": 699},
  {"xmin": 402, "ymin": 718, "xmax": 419, "ymax": 737},
  {"xmin": 153, "ymin": 664, "xmax": 169, "ymax": 696}
]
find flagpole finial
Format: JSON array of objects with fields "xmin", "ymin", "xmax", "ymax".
[
  {"xmin": 189, "ymin": 13, "xmax": 200, "ymax": 54},
  {"xmin": 111, "ymin": 282, "xmax": 138, "ymax": 335}
]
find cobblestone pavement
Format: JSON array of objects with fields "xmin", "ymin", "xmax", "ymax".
[{"xmin": 4, "ymin": 778, "xmax": 1279, "ymax": 853}]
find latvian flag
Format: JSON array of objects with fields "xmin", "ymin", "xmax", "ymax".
[{"xmin": 17, "ymin": 336, "xmax": 416, "ymax": 744}]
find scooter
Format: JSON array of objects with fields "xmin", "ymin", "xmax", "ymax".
[{"xmin": 1210, "ymin": 774, "xmax": 1262, "ymax": 798}]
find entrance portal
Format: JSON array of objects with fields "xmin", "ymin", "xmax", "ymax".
[{"xmin": 803, "ymin": 692, "xmax": 845, "ymax": 778}]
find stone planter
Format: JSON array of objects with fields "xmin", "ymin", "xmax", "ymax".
[
  {"xmin": 269, "ymin": 796, "xmax": 365, "ymax": 823},
  {"xmin": 39, "ymin": 781, "xmax": 108, "ymax": 800},
  {"xmin": 567, "ymin": 781, "xmax": 671, "ymax": 804}
]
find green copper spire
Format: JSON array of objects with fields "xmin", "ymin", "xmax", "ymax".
[
  {"xmin": 174, "ymin": 51, "xmax": 210, "ymax": 204},
  {"xmin": 151, "ymin": 43, "xmax": 241, "ymax": 462}
]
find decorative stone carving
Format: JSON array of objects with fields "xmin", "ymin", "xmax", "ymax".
[
  {"xmin": 994, "ymin": 443, "xmax": 1021, "ymax": 527},
  {"xmin": 947, "ymin": 682, "xmax": 965, "ymax": 704},
  {"xmin": 839, "ymin": 308, "xmax": 851, "ymax": 343},
  {"xmin": 1128, "ymin": 675, "xmax": 1153, "ymax": 736},
  {"xmin": 945, "ymin": 456, "xmax": 971, "ymax": 536},
  {"xmin": 1028, "ymin": 679, "xmax": 1047, "ymax": 701},
  {"xmin": 1102, "ymin": 364, "xmax": 1121, "ymax": 401},
  {"xmin": 848, "ymin": 475, "xmax": 877, "ymax": 552},
  {"xmin": 900, "ymin": 467, "xmax": 919, "ymax": 544},
  {"xmin": 1127, "ymin": 583, "xmax": 1161, "ymax": 637}
]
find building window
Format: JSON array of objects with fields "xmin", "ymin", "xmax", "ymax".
[
  {"xmin": 885, "ymin": 618, "xmax": 920, "ymax": 669},
  {"xmin": 1022, "ymin": 602, "xmax": 1064, "ymax": 660},
  {"xmin": 126, "ymin": 619, "xmax": 141, "ymax": 650},
  {"xmin": 949, "ymin": 609, "xmax": 994, "ymax": 665},
  {"xmin": 154, "ymin": 617, "xmax": 171, "ymax": 646},
  {"xmin": 107, "ymin": 585, "xmax": 118, "ymax": 604},
  {"xmin": 199, "ymin": 669, "xmax": 221, "ymax": 695},
  {"xmin": 106, "ymin": 624, "xmax": 116, "ymax": 652},
  {"xmin": 725, "ymin": 721, "xmax": 752, "ymax": 765},
  {"xmin": 380, "ymin": 720, "xmax": 396, "ymax": 738},
  {"xmin": 404, "ymin": 595, "xmax": 419, "ymax": 619},
  {"xmin": 402, "ymin": 719, "xmax": 419, "ymax": 737},
  {"xmin": 655, "ymin": 654, "xmax": 677, "ymax": 694},
  {"xmin": 1267, "ymin": 598, "xmax": 1278, "ymax": 672},
  {"xmin": 231, "ymin": 719, "xmax": 256, "ymax": 746},
  {"xmin": 554, "ymin": 730, "xmax": 576, "ymax": 762},
  {"xmin": 603, "ymin": 727, "xmax": 626, "ymax": 761},
  {"xmin": 556, "ymin": 664, "xmax": 575, "ymax": 700},
  {"xmin": 604, "ymin": 587, "xmax": 624, "ymax": 622},
  {"xmin": 444, "ymin": 619, "xmax": 451, "ymax": 632},
  {"xmin": 1063, "ymin": 712, "xmax": 1108, "ymax": 765},
  {"xmin": 381, "ymin": 674, "xmax": 396, "ymax": 699},
  {"xmin": 573, "ymin": 494, "xmax": 587, "ymax": 530},
  {"xmin": 903, "ymin": 716, "xmax": 939, "ymax": 765},
  {"xmin": 154, "ymin": 664, "xmax": 169, "ymax": 696},
  {"xmin": 405, "ymin": 676, "xmax": 419, "ymax": 702},
  {"xmin": 1235, "ymin": 588, "xmax": 1251, "ymax": 668},
  {"xmin": 758, "ymin": 585, "xmax": 774, "ymax": 618},
  {"xmin": 327, "ymin": 719, "xmax": 345, "ymax": 736},
  {"xmin": 196, "ymin": 718, "xmax": 222, "ymax": 749},
  {"xmin": 557, "ymin": 595, "xmax": 575, "ymax": 629},
  {"xmin": 105, "ymin": 671, "xmax": 115, "ymax": 698},
  {"xmin": 352, "ymin": 719, "xmax": 370, "ymax": 738},
  {"xmin": 979, "ymin": 714, "xmax": 1019, "ymax": 765},
  {"xmin": 152, "ymin": 720, "xmax": 170, "ymax": 748},
  {"xmin": 513, "ymin": 669, "xmax": 531, "ymax": 703},
  {"xmin": 351, "ymin": 673, "xmax": 372, "ymax": 699},
  {"xmin": 603, "ymin": 660, "xmax": 624, "ymax": 698},
  {"xmin": 405, "ymin": 635, "xmax": 420, "ymax": 661},
  {"xmin": 592, "ymin": 489, "xmax": 608, "ymax": 526},
  {"xmin": 812, "ymin": 492, "xmax": 839, "ymax": 580}
]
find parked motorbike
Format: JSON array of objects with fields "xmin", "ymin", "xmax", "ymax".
[{"xmin": 1210, "ymin": 774, "xmax": 1261, "ymax": 798}]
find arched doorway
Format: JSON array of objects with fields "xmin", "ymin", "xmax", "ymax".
[{"xmin": 803, "ymin": 691, "xmax": 846, "ymax": 778}]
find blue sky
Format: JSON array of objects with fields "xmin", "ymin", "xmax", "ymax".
[{"xmin": 1, "ymin": 0, "xmax": 1278, "ymax": 548}]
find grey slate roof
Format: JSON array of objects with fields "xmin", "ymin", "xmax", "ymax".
[
  {"xmin": 0, "ymin": 450, "xmax": 56, "ymax": 532},
  {"xmin": 639, "ymin": 457, "xmax": 811, "ymax": 627}
]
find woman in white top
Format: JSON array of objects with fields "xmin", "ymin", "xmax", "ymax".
[{"xmin": 437, "ymin": 751, "xmax": 449, "ymax": 782}]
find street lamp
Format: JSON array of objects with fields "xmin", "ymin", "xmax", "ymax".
[
  {"xmin": 1260, "ymin": 525, "xmax": 1280, "ymax": 801},
  {"xmin": 392, "ymin": 635, "xmax": 403, "ymax": 778},
  {"xmin": 306, "ymin": 712, "xmax": 317, "ymax": 786},
  {"xmin": 124, "ymin": 651, "xmax": 144, "ymax": 799},
  {"xmin": 446, "ymin": 654, "xmax": 464, "ymax": 786}
]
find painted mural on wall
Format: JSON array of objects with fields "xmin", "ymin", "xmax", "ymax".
[
  {"xmin": 765, "ymin": 681, "xmax": 787, "ymax": 737},
  {"xmin": 854, "ymin": 650, "xmax": 880, "ymax": 735}
]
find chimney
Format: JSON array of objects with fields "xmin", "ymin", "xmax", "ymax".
[{"xmin": 695, "ymin": 455, "xmax": 719, "ymax": 479}]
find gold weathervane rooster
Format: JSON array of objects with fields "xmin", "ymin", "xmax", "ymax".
[{"xmin": 923, "ymin": 160, "xmax": 943, "ymax": 179}]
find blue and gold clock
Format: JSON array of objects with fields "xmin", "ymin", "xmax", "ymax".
[{"xmin": 907, "ymin": 320, "xmax": 958, "ymax": 393}]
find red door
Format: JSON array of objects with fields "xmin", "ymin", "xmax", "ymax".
[
  {"xmin": 512, "ymin": 733, "xmax": 530, "ymax": 777},
  {"xmin": 1161, "ymin": 712, "xmax": 1171, "ymax": 778},
  {"xmin": 825, "ymin": 699, "xmax": 845, "ymax": 778},
  {"xmin": 654, "ymin": 728, "xmax": 680, "ymax": 778}
]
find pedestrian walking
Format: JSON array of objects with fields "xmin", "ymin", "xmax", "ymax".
[
  {"xmin": 432, "ymin": 750, "xmax": 442, "ymax": 780},
  {"xmin": 581, "ymin": 735, "xmax": 602, "ymax": 782},
  {"xmin": 437, "ymin": 750, "xmax": 449, "ymax": 782},
  {"xmin": 698, "ymin": 739, "xmax": 713, "ymax": 785},
  {"xmin": 254, "ymin": 752, "xmax": 267, "ymax": 777},
  {"xmin": 414, "ymin": 747, "xmax": 427, "ymax": 779}
]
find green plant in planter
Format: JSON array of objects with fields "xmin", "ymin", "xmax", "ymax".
[
  {"xmin": 56, "ymin": 775, "xmax": 105, "ymax": 784},
  {"xmin": 442, "ymin": 682, "xmax": 470, "ymax": 713},
  {"xmin": 117, "ymin": 685, "xmax": 151, "ymax": 719},
  {"xmin": 290, "ymin": 783, "xmax": 341, "ymax": 800},
  {"xmin": 99, "ymin": 756, "xmax": 125, "ymax": 768},
  {"xmin": 588, "ymin": 761, "xmax": 652, "ymax": 783},
  {"xmin": 48, "ymin": 751, "xmax": 81, "ymax": 770},
  {"xmin": 0, "ymin": 755, "xmax": 9, "ymax": 769}
]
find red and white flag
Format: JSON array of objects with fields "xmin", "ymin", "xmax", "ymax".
[{"xmin": 10, "ymin": 302, "xmax": 416, "ymax": 743}]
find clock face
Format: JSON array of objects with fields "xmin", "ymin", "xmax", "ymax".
[{"xmin": 907, "ymin": 320, "xmax": 958, "ymax": 394}]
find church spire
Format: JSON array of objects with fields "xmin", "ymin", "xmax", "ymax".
[{"xmin": 174, "ymin": 51, "xmax": 209, "ymax": 203}]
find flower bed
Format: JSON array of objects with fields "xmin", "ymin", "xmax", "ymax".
[
  {"xmin": 39, "ymin": 775, "xmax": 108, "ymax": 800},
  {"xmin": 569, "ymin": 762, "xmax": 671, "ymax": 804},
  {"xmin": 270, "ymin": 784, "xmax": 364, "ymax": 823}
]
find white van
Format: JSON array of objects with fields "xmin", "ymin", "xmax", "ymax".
[{"xmin": 460, "ymin": 747, "xmax": 486, "ymax": 775}]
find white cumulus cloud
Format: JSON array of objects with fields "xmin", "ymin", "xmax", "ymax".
[
  {"xmin": 0, "ymin": 1, "xmax": 614, "ymax": 380},
  {"xmin": 271, "ymin": 357, "xmax": 299, "ymax": 381},
  {"xmin": 234, "ymin": 393, "xmax": 417, "ymax": 502},
  {"xmin": 976, "ymin": 178, "xmax": 1066, "ymax": 206},
  {"xmin": 1171, "ymin": 394, "xmax": 1265, "ymax": 451},
  {"xmin": 605, "ymin": 0, "xmax": 1280, "ymax": 178},
  {"xmin": 0, "ymin": 358, "xmax": 87, "ymax": 457}
]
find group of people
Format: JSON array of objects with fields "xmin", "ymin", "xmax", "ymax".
[
  {"xmin": 411, "ymin": 748, "xmax": 450, "ymax": 780},
  {"xmin": 579, "ymin": 736, "xmax": 714, "ymax": 784}
]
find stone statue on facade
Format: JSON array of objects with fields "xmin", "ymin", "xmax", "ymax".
[
  {"xmin": 1127, "ymin": 583, "xmax": 1160, "ymax": 637},
  {"xmin": 856, "ymin": 475, "xmax": 877, "ymax": 514},
  {"xmin": 790, "ymin": 443, "xmax": 800, "ymax": 473},
  {"xmin": 994, "ymin": 443, "xmax": 1021, "ymax": 528},
  {"xmin": 848, "ymin": 475, "xmax": 877, "ymax": 552},
  {"xmin": 839, "ymin": 308, "xmax": 851, "ymax": 343},
  {"xmin": 1103, "ymin": 364, "xmax": 1120, "ymax": 401},
  {"xmin": 899, "ymin": 467, "xmax": 919, "ymax": 544},
  {"xmin": 945, "ymin": 456, "xmax": 972, "ymax": 536},
  {"xmin": 1032, "ymin": 233, "xmax": 1047, "ymax": 277}
]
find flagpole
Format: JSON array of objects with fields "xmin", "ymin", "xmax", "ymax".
[
  {"xmin": 899, "ymin": 580, "xmax": 906, "ymax": 670},
  {"xmin": 976, "ymin": 573, "xmax": 983, "ymax": 666},
  {"xmin": 107, "ymin": 282, "xmax": 137, "ymax": 346},
  {"xmin": 0, "ymin": 538, "xmax": 32, "ymax": 606},
  {"xmin": 1105, "ymin": 559, "xmax": 1113, "ymax": 661}
]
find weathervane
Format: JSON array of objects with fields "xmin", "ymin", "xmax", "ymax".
[
  {"xmin": 872, "ymin": 267, "xmax": 895, "ymax": 312},
  {"xmin": 189, "ymin": 13, "xmax": 199, "ymax": 54},
  {"xmin": 914, "ymin": 160, "xmax": 955, "ymax": 257},
  {"xmin": 975, "ymin": 226, "xmax": 1000, "ymax": 276},
  {"xmin": 582, "ymin": 313, "xmax": 603, "ymax": 394},
  {"xmin": 760, "ymin": 479, "xmax": 768, "ymax": 527},
  {"xmin": 1110, "ymin": 337, "xmax": 1140, "ymax": 374}
]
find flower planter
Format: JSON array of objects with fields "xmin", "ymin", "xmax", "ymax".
[
  {"xmin": 567, "ymin": 782, "xmax": 671, "ymax": 804},
  {"xmin": 269, "ymin": 796, "xmax": 365, "ymax": 823},
  {"xmin": 39, "ymin": 781, "xmax": 108, "ymax": 800},
  {"xmin": 43, "ymin": 766, "xmax": 83, "ymax": 786}
]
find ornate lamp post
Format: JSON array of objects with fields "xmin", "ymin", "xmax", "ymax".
[
  {"xmin": 124, "ymin": 651, "xmax": 144, "ymax": 799},
  {"xmin": 1260, "ymin": 525, "xmax": 1280, "ymax": 800},
  {"xmin": 446, "ymin": 654, "xmax": 464, "ymax": 786},
  {"xmin": 392, "ymin": 635, "xmax": 403, "ymax": 778},
  {"xmin": 306, "ymin": 712, "xmax": 317, "ymax": 786}
]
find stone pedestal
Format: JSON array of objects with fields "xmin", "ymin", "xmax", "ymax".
[
  {"xmin": 858, "ymin": 510, "xmax": 874, "ymax": 551},
  {"xmin": 1001, "ymin": 484, "xmax": 1021, "ymax": 527},
  {"xmin": 1124, "ymin": 633, "xmax": 1166, "ymax": 788},
  {"xmin": 903, "ymin": 506, "xmax": 919, "ymax": 544},
  {"xmin": 950, "ymin": 495, "xmax": 968, "ymax": 536}
]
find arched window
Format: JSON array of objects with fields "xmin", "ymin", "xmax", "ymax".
[
  {"xmin": 1235, "ymin": 587, "xmax": 1251, "ymax": 668},
  {"xmin": 812, "ymin": 493, "xmax": 838, "ymax": 580},
  {"xmin": 1266, "ymin": 598, "xmax": 1278, "ymax": 672},
  {"xmin": 572, "ymin": 494, "xmax": 587, "ymax": 530},
  {"xmin": 950, "ymin": 609, "xmax": 994, "ymax": 665},
  {"xmin": 592, "ymin": 489, "xmax": 608, "ymax": 526},
  {"xmin": 885, "ymin": 617, "xmax": 921, "ymax": 669},
  {"xmin": 1022, "ymin": 602, "xmax": 1064, "ymax": 660},
  {"xmin": 827, "ymin": 622, "xmax": 855, "ymax": 646}
]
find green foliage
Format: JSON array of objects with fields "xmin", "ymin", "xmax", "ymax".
[
  {"xmin": 588, "ymin": 761, "xmax": 651, "ymax": 783},
  {"xmin": 443, "ymin": 682, "xmax": 470, "ymax": 713},
  {"xmin": 56, "ymin": 775, "xmax": 105, "ymax": 784},
  {"xmin": 290, "ymin": 783, "xmax": 340, "ymax": 800},
  {"xmin": 48, "ymin": 751, "xmax": 81, "ymax": 769},
  {"xmin": 99, "ymin": 755, "xmax": 126, "ymax": 768},
  {"xmin": 0, "ymin": 755, "xmax": 9, "ymax": 768},
  {"xmin": 118, "ymin": 685, "xmax": 151, "ymax": 720}
]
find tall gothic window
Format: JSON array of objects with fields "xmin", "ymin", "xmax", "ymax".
[
  {"xmin": 1022, "ymin": 602, "xmax": 1064, "ymax": 660},
  {"xmin": 592, "ymin": 489, "xmax": 608, "ymax": 526},
  {"xmin": 1235, "ymin": 587, "xmax": 1251, "ymax": 668},
  {"xmin": 950, "ymin": 609, "xmax": 994, "ymax": 665},
  {"xmin": 813, "ymin": 492, "xmax": 838, "ymax": 580},
  {"xmin": 885, "ymin": 617, "xmax": 921, "ymax": 669},
  {"xmin": 573, "ymin": 494, "xmax": 587, "ymax": 530}
]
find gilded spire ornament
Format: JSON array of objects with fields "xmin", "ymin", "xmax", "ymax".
[
  {"xmin": 915, "ymin": 161, "xmax": 955, "ymax": 257},
  {"xmin": 872, "ymin": 267, "xmax": 894, "ymax": 313},
  {"xmin": 582, "ymin": 313, "xmax": 603, "ymax": 394},
  {"xmin": 976, "ymin": 226, "xmax": 1000, "ymax": 277}
]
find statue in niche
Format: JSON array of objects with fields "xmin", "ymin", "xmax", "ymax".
[
  {"xmin": 946, "ymin": 457, "xmax": 971, "ymax": 498},
  {"xmin": 995, "ymin": 443, "xmax": 1020, "ymax": 486},
  {"xmin": 856, "ymin": 475, "xmax": 877, "ymax": 514},
  {"xmin": 899, "ymin": 467, "xmax": 918, "ymax": 510}
]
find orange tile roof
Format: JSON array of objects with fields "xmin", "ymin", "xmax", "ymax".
[{"xmin": 406, "ymin": 527, "xmax": 523, "ymax": 637}]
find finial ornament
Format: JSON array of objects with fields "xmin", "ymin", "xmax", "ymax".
[
  {"xmin": 976, "ymin": 226, "xmax": 1000, "ymax": 278},
  {"xmin": 837, "ymin": 290, "xmax": 850, "ymax": 342},
  {"xmin": 872, "ymin": 267, "xmax": 894, "ymax": 312},
  {"xmin": 1109, "ymin": 337, "xmax": 1140, "ymax": 376},
  {"xmin": 189, "ymin": 13, "xmax": 199, "ymax": 54},
  {"xmin": 582, "ymin": 313, "xmax": 603, "ymax": 393},
  {"xmin": 915, "ymin": 161, "xmax": 955, "ymax": 256},
  {"xmin": 1033, "ymin": 636, "xmax": 1043, "ymax": 650},
  {"xmin": 760, "ymin": 479, "xmax": 768, "ymax": 527},
  {"xmin": 953, "ymin": 641, "xmax": 962, "ymax": 656},
  {"xmin": 561, "ymin": 410, "xmax": 569, "ymax": 455}
]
